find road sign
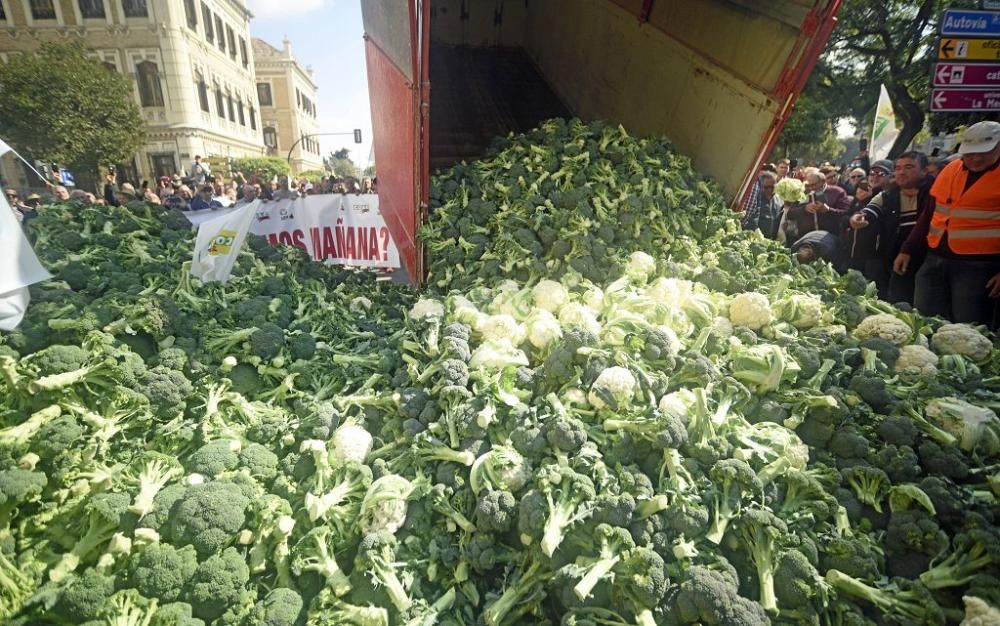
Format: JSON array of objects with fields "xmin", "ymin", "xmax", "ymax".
[
  {"xmin": 939, "ymin": 37, "xmax": 1000, "ymax": 60},
  {"xmin": 933, "ymin": 62, "xmax": 1000, "ymax": 86},
  {"xmin": 941, "ymin": 9, "xmax": 1000, "ymax": 37},
  {"xmin": 930, "ymin": 88, "xmax": 1000, "ymax": 112}
]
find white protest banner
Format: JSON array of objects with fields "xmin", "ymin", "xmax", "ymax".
[
  {"xmin": 186, "ymin": 194, "xmax": 399, "ymax": 269},
  {"xmin": 191, "ymin": 200, "xmax": 259, "ymax": 283}
]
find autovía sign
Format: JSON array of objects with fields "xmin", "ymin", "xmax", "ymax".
[{"xmin": 941, "ymin": 9, "xmax": 1000, "ymax": 37}]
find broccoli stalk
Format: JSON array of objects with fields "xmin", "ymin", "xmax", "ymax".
[
  {"xmin": 826, "ymin": 569, "xmax": 943, "ymax": 623},
  {"xmin": 49, "ymin": 492, "xmax": 130, "ymax": 582},
  {"xmin": 291, "ymin": 526, "xmax": 351, "ymax": 596},
  {"xmin": 402, "ymin": 587, "xmax": 457, "ymax": 626},
  {"xmin": 903, "ymin": 405, "xmax": 960, "ymax": 448},
  {"xmin": 205, "ymin": 327, "xmax": 258, "ymax": 358},
  {"xmin": 918, "ymin": 529, "xmax": 999, "ymax": 589},
  {"xmin": 128, "ymin": 455, "xmax": 182, "ymax": 519},
  {"xmin": 573, "ymin": 524, "xmax": 635, "ymax": 601},
  {"xmin": 429, "ymin": 484, "xmax": 476, "ymax": 534},
  {"xmin": 483, "ymin": 558, "xmax": 550, "ymax": 626},
  {"xmin": 355, "ymin": 532, "xmax": 411, "ymax": 612},
  {"xmin": 734, "ymin": 508, "xmax": 787, "ymax": 613},
  {"xmin": 539, "ymin": 466, "xmax": 596, "ymax": 557},
  {"xmin": 0, "ymin": 549, "xmax": 32, "ymax": 620},
  {"xmin": 0, "ymin": 404, "xmax": 61, "ymax": 448},
  {"xmin": 705, "ymin": 459, "xmax": 761, "ymax": 544},
  {"xmin": 842, "ymin": 466, "xmax": 890, "ymax": 513}
]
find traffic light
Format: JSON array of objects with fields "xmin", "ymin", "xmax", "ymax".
[{"xmin": 354, "ymin": 129, "xmax": 362, "ymax": 144}]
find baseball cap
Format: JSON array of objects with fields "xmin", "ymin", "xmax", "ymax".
[
  {"xmin": 119, "ymin": 182, "xmax": 137, "ymax": 197},
  {"xmin": 958, "ymin": 121, "xmax": 1000, "ymax": 155},
  {"xmin": 870, "ymin": 159, "xmax": 895, "ymax": 175}
]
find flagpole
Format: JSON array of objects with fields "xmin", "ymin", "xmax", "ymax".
[{"xmin": 0, "ymin": 137, "xmax": 51, "ymax": 186}]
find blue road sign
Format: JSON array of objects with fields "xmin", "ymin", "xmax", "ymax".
[{"xmin": 941, "ymin": 9, "xmax": 1000, "ymax": 37}]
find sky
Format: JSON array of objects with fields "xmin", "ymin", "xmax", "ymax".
[{"xmin": 247, "ymin": 0, "xmax": 374, "ymax": 169}]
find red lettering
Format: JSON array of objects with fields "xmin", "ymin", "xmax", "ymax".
[
  {"xmin": 345, "ymin": 226, "xmax": 356, "ymax": 260},
  {"xmin": 322, "ymin": 226, "xmax": 337, "ymax": 260},
  {"xmin": 335, "ymin": 222, "xmax": 346, "ymax": 259},
  {"xmin": 266, "ymin": 233, "xmax": 279, "ymax": 246},
  {"xmin": 278, "ymin": 231, "xmax": 293, "ymax": 246},
  {"xmin": 309, "ymin": 227, "xmax": 321, "ymax": 260},
  {"xmin": 357, "ymin": 227, "xmax": 370, "ymax": 260},
  {"xmin": 292, "ymin": 229, "xmax": 306, "ymax": 251},
  {"xmin": 369, "ymin": 228, "xmax": 380, "ymax": 261}
]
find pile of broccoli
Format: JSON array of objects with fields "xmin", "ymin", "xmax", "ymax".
[{"xmin": 2, "ymin": 120, "xmax": 1000, "ymax": 626}]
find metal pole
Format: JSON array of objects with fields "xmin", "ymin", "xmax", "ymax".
[{"xmin": 286, "ymin": 131, "xmax": 356, "ymax": 168}]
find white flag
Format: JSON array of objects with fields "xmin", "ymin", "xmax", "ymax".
[
  {"xmin": 870, "ymin": 85, "xmax": 900, "ymax": 162},
  {"xmin": 0, "ymin": 193, "xmax": 52, "ymax": 330},
  {"xmin": 191, "ymin": 200, "xmax": 259, "ymax": 283},
  {"xmin": 0, "ymin": 137, "xmax": 11, "ymax": 156}
]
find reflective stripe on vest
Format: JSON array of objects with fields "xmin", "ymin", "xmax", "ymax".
[{"xmin": 929, "ymin": 203, "xmax": 1000, "ymax": 253}]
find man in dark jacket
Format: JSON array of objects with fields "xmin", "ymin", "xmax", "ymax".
[
  {"xmin": 783, "ymin": 167, "xmax": 851, "ymax": 239},
  {"xmin": 848, "ymin": 151, "xmax": 933, "ymax": 305},
  {"xmin": 742, "ymin": 171, "xmax": 784, "ymax": 239},
  {"xmin": 791, "ymin": 230, "xmax": 842, "ymax": 268}
]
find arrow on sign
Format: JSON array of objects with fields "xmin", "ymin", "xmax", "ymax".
[
  {"xmin": 933, "ymin": 91, "xmax": 948, "ymax": 109},
  {"xmin": 937, "ymin": 64, "xmax": 951, "ymax": 83},
  {"xmin": 942, "ymin": 39, "xmax": 955, "ymax": 58}
]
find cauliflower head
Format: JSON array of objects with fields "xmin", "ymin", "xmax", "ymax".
[
  {"xmin": 409, "ymin": 298, "xmax": 444, "ymax": 321},
  {"xmin": 729, "ymin": 292, "xmax": 773, "ymax": 330},
  {"xmin": 525, "ymin": 309, "xmax": 563, "ymax": 350},
  {"xmin": 588, "ymin": 366, "xmax": 637, "ymax": 410},
  {"xmin": 961, "ymin": 596, "xmax": 1000, "ymax": 626},
  {"xmin": 852, "ymin": 313, "xmax": 911, "ymax": 346},
  {"xmin": 532, "ymin": 280, "xmax": 569, "ymax": 313},
  {"xmin": 895, "ymin": 345, "xmax": 939, "ymax": 378},
  {"xmin": 558, "ymin": 302, "xmax": 602, "ymax": 337},
  {"xmin": 626, "ymin": 251, "xmax": 657, "ymax": 280},
  {"xmin": 479, "ymin": 314, "xmax": 526, "ymax": 346},
  {"xmin": 931, "ymin": 323, "xmax": 993, "ymax": 363},
  {"xmin": 777, "ymin": 294, "xmax": 826, "ymax": 330},
  {"xmin": 925, "ymin": 397, "xmax": 1000, "ymax": 455}
]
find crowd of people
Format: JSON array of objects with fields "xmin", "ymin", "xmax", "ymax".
[
  {"xmin": 742, "ymin": 120, "xmax": 1000, "ymax": 329},
  {"xmin": 5, "ymin": 153, "xmax": 376, "ymax": 219}
]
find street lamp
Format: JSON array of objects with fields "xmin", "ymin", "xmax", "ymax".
[{"xmin": 286, "ymin": 130, "xmax": 362, "ymax": 168}]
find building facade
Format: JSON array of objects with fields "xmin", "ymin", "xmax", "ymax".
[
  {"xmin": 0, "ymin": 0, "xmax": 267, "ymax": 187},
  {"xmin": 252, "ymin": 37, "xmax": 323, "ymax": 174}
]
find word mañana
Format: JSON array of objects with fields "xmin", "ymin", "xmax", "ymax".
[{"xmin": 265, "ymin": 221, "xmax": 392, "ymax": 262}]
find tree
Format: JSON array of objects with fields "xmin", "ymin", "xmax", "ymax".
[
  {"xmin": 0, "ymin": 42, "xmax": 144, "ymax": 175},
  {"xmin": 232, "ymin": 156, "xmax": 290, "ymax": 183},
  {"xmin": 324, "ymin": 149, "xmax": 358, "ymax": 178},
  {"xmin": 775, "ymin": 72, "xmax": 844, "ymax": 161},
  {"xmin": 820, "ymin": 0, "xmax": 982, "ymax": 158}
]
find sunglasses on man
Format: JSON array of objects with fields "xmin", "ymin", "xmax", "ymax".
[{"xmin": 870, "ymin": 170, "xmax": 889, "ymax": 177}]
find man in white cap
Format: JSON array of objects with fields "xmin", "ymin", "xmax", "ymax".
[{"xmin": 895, "ymin": 120, "xmax": 1000, "ymax": 325}]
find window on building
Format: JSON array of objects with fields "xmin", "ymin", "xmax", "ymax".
[
  {"xmin": 197, "ymin": 77, "xmax": 209, "ymax": 112},
  {"xmin": 263, "ymin": 127, "xmax": 277, "ymax": 150},
  {"xmin": 215, "ymin": 83, "xmax": 224, "ymax": 118},
  {"xmin": 249, "ymin": 105, "xmax": 256, "ymax": 130},
  {"xmin": 227, "ymin": 94, "xmax": 235, "ymax": 121},
  {"xmin": 237, "ymin": 100, "xmax": 245, "ymax": 126},
  {"xmin": 102, "ymin": 61, "xmax": 117, "ymax": 72},
  {"xmin": 183, "ymin": 0, "xmax": 196, "ymax": 29},
  {"xmin": 215, "ymin": 16, "xmax": 225, "ymax": 52},
  {"xmin": 79, "ymin": 0, "xmax": 105, "ymax": 18},
  {"xmin": 135, "ymin": 60, "xmax": 164, "ymax": 107},
  {"xmin": 151, "ymin": 154, "xmax": 177, "ymax": 177},
  {"xmin": 256, "ymin": 83, "xmax": 272, "ymax": 107},
  {"xmin": 0, "ymin": 3, "xmax": 6, "ymax": 19},
  {"xmin": 296, "ymin": 89, "xmax": 301, "ymax": 107},
  {"xmin": 122, "ymin": 0, "xmax": 147, "ymax": 18},
  {"xmin": 239, "ymin": 38, "xmax": 248, "ymax": 69},
  {"xmin": 201, "ymin": 3, "xmax": 212, "ymax": 42},
  {"xmin": 226, "ymin": 26, "xmax": 236, "ymax": 60},
  {"xmin": 29, "ymin": 0, "xmax": 57, "ymax": 20}
]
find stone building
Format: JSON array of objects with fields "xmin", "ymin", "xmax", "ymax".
[
  {"xmin": 252, "ymin": 36, "xmax": 323, "ymax": 174},
  {"xmin": 0, "ymin": 0, "xmax": 267, "ymax": 187}
]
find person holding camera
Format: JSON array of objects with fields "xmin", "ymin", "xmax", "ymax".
[{"xmin": 782, "ymin": 166, "xmax": 851, "ymax": 240}]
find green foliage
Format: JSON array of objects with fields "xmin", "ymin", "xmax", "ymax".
[
  {"xmin": 232, "ymin": 157, "xmax": 291, "ymax": 183},
  {"xmin": 0, "ymin": 41, "xmax": 143, "ymax": 172}
]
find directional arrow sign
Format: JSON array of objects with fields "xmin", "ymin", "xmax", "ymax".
[
  {"xmin": 934, "ymin": 62, "xmax": 1000, "ymax": 86},
  {"xmin": 941, "ymin": 9, "xmax": 1000, "ymax": 37},
  {"xmin": 930, "ymin": 88, "xmax": 1000, "ymax": 112},
  {"xmin": 939, "ymin": 37, "xmax": 1000, "ymax": 60}
]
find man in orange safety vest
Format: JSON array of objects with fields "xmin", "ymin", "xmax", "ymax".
[{"xmin": 895, "ymin": 121, "xmax": 1000, "ymax": 325}]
